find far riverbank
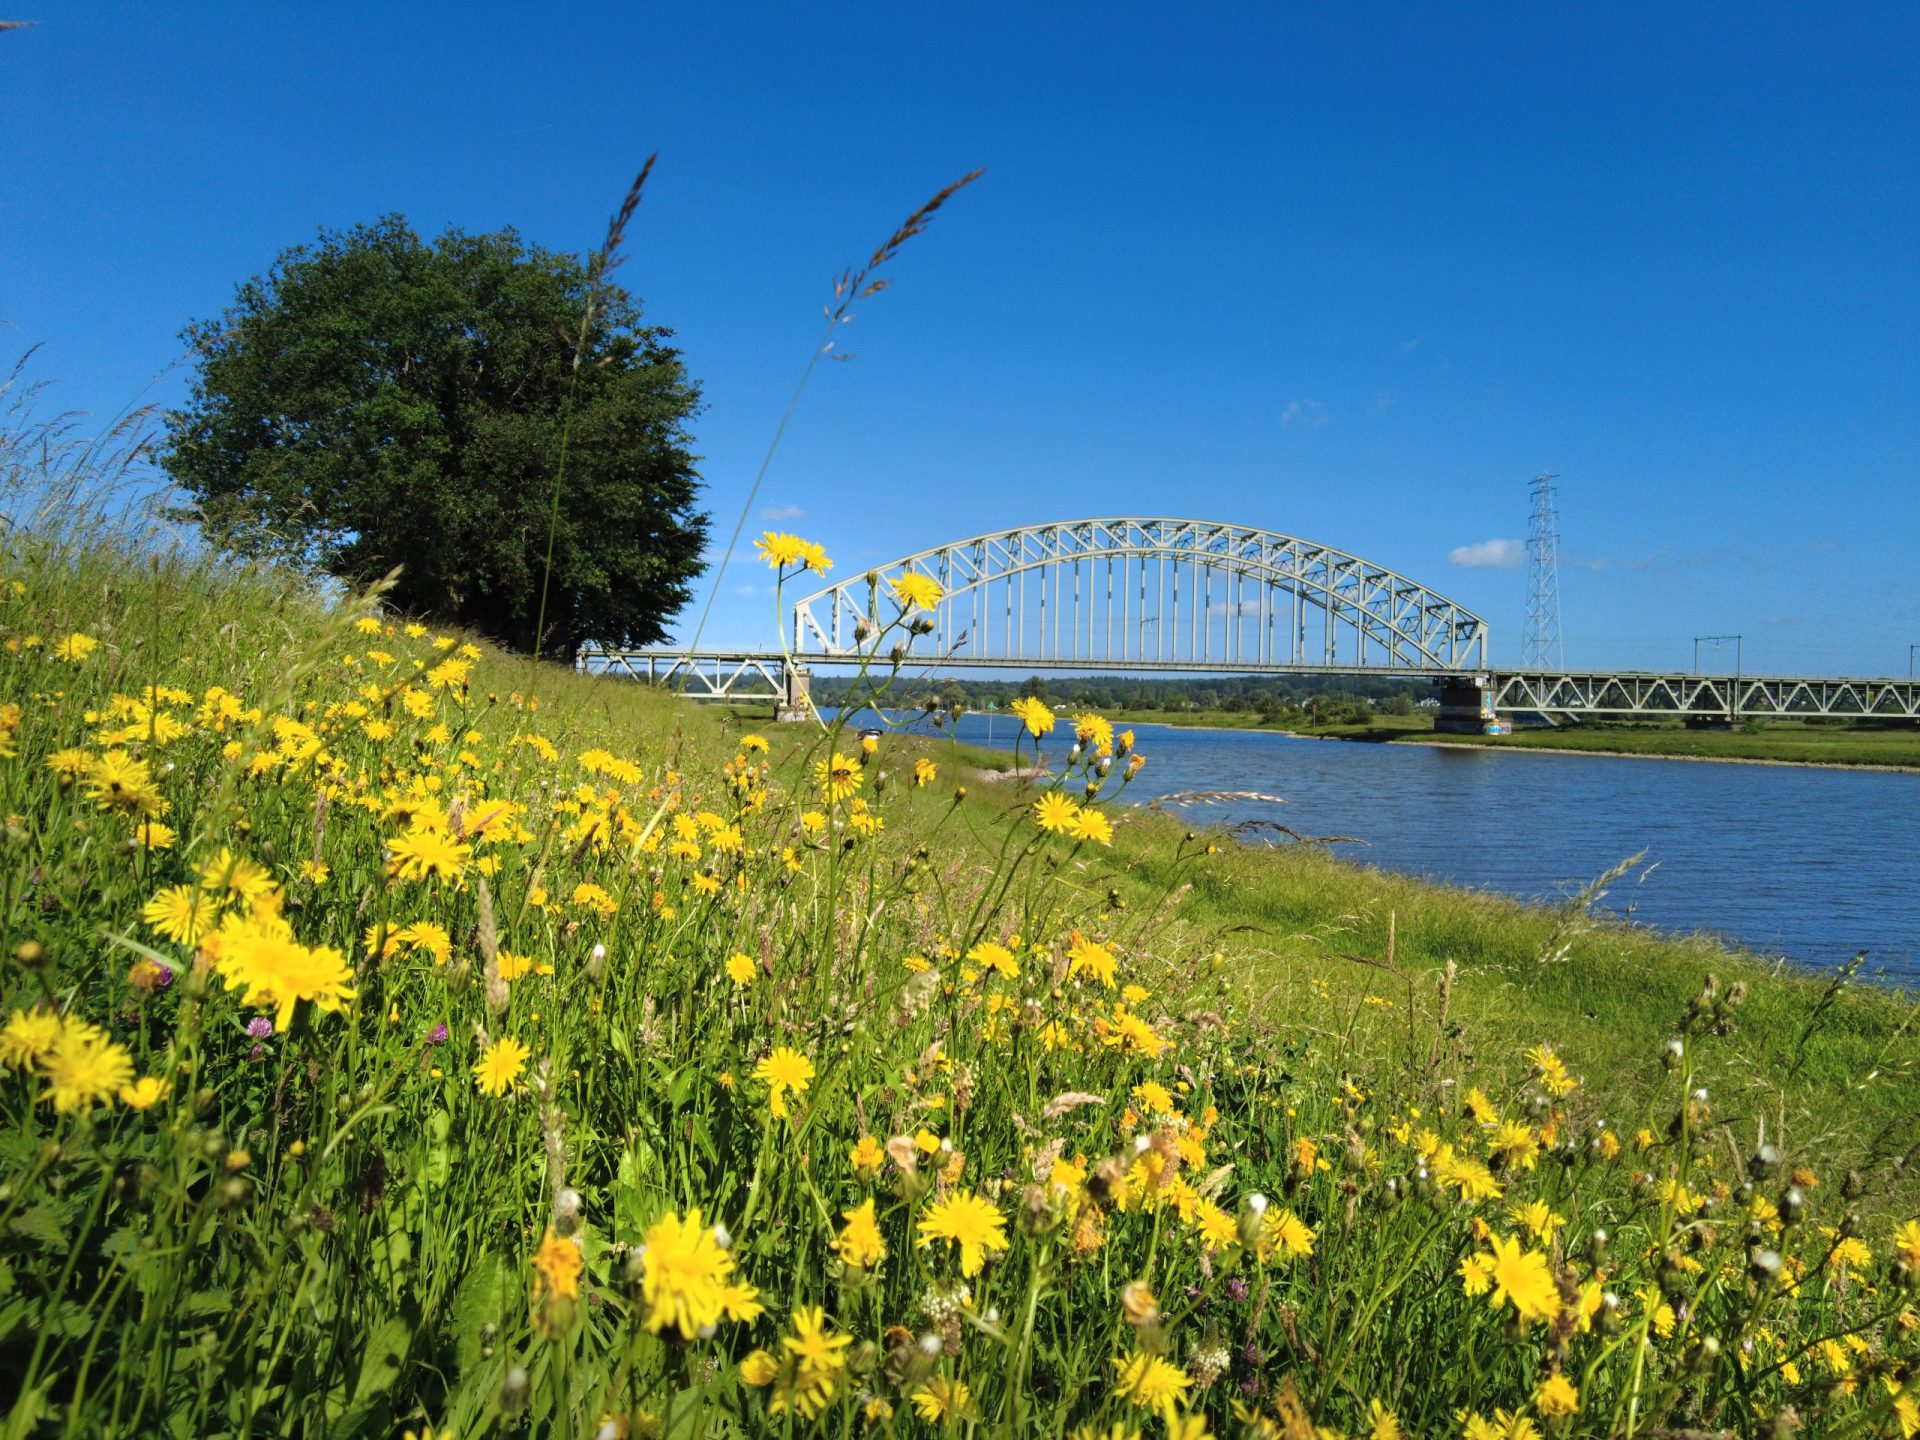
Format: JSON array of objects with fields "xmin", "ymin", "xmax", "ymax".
[{"xmin": 1096, "ymin": 709, "xmax": 1920, "ymax": 770}]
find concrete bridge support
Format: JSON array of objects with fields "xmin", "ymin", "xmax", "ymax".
[
  {"xmin": 775, "ymin": 665, "xmax": 812, "ymax": 723},
  {"xmin": 1434, "ymin": 678, "xmax": 1500, "ymax": 734}
]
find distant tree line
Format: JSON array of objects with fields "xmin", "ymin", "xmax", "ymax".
[{"xmin": 810, "ymin": 673, "xmax": 1429, "ymax": 723}]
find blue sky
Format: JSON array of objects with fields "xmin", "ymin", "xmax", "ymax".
[{"xmin": 5, "ymin": 4, "xmax": 1916, "ymax": 674}]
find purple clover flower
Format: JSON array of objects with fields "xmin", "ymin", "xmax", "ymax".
[
  {"xmin": 246, "ymin": 1016, "xmax": 273, "ymax": 1040},
  {"xmin": 427, "ymin": 1023, "xmax": 449, "ymax": 1046}
]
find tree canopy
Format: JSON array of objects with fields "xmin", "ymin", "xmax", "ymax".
[{"xmin": 162, "ymin": 216, "xmax": 708, "ymax": 659}]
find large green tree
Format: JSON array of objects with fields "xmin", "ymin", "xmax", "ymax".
[{"xmin": 162, "ymin": 216, "xmax": 708, "ymax": 659}]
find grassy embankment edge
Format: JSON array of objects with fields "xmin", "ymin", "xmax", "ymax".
[{"xmin": 715, "ymin": 696, "xmax": 1919, "ymax": 1199}]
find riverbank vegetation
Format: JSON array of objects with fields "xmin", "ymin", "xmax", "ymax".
[
  {"xmin": 830, "ymin": 679, "xmax": 1920, "ymax": 769},
  {"xmin": 4, "ymin": 491, "xmax": 1917, "ymax": 1438}
]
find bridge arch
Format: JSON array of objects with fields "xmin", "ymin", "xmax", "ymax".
[{"xmin": 789, "ymin": 517, "xmax": 1488, "ymax": 673}]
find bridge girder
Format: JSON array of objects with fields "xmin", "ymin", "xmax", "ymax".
[{"xmin": 788, "ymin": 517, "xmax": 1490, "ymax": 673}]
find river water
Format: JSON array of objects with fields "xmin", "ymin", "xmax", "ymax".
[{"xmin": 841, "ymin": 710, "xmax": 1920, "ymax": 983}]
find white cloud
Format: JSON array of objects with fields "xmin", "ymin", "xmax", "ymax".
[
  {"xmin": 1398, "ymin": 336, "xmax": 1425, "ymax": 355},
  {"xmin": 759, "ymin": 502, "xmax": 806, "ymax": 521},
  {"xmin": 1280, "ymin": 399, "xmax": 1328, "ymax": 429},
  {"xmin": 1447, "ymin": 538, "xmax": 1525, "ymax": 569}
]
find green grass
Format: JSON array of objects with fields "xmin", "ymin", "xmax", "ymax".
[
  {"xmin": 5, "ymin": 514, "xmax": 1919, "ymax": 1438},
  {"xmin": 1423, "ymin": 719, "xmax": 1920, "ymax": 767}
]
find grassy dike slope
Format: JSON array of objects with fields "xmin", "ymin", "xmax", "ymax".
[
  {"xmin": 760, "ymin": 721, "xmax": 1920, "ymax": 1175},
  {"xmin": 4, "ymin": 527, "xmax": 1919, "ymax": 1437}
]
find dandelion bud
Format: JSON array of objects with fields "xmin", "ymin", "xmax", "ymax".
[
  {"xmin": 1237, "ymin": 1193, "xmax": 1269, "ymax": 1249},
  {"xmin": 500, "ymin": 1365, "xmax": 530, "ymax": 1414},
  {"xmin": 1749, "ymin": 1248, "xmax": 1783, "ymax": 1283},
  {"xmin": 712, "ymin": 1221, "xmax": 732, "ymax": 1250},
  {"xmin": 11, "ymin": 938, "xmax": 45, "ymax": 971},
  {"xmin": 585, "ymin": 944, "xmax": 607, "ymax": 983},
  {"xmin": 1120, "ymin": 1280, "xmax": 1159, "ymax": 1324},
  {"xmin": 1685, "ymin": 1334, "xmax": 1721, "ymax": 1373},
  {"xmin": 217, "ymin": 1176, "xmax": 250, "ymax": 1209},
  {"xmin": 1780, "ymin": 1186, "xmax": 1805, "ymax": 1225},
  {"xmin": 1663, "ymin": 1037, "xmax": 1684, "ymax": 1069},
  {"xmin": 1842, "ymin": 1169, "xmax": 1865, "ymax": 1202},
  {"xmin": 1587, "ymin": 1228, "xmax": 1608, "ymax": 1263},
  {"xmin": 1097, "ymin": 756, "xmax": 1112, "ymax": 776}
]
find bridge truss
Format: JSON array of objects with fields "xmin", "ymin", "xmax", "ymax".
[
  {"xmin": 577, "ymin": 649, "xmax": 788, "ymax": 700},
  {"xmin": 575, "ymin": 517, "xmax": 1918, "ymax": 724},
  {"xmin": 1490, "ymin": 670, "xmax": 1920, "ymax": 720},
  {"xmin": 789, "ymin": 518, "xmax": 1490, "ymax": 673}
]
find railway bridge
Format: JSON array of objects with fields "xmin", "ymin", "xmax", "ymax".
[{"xmin": 578, "ymin": 517, "xmax": 1920, "ymax": 728}]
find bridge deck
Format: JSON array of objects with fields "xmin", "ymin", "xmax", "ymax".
[{"xmin": 576, "ymin": 648, "xmax": 1920, "ymax": 720}]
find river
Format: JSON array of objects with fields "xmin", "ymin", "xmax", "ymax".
[{"xmin": 838, "ymin": 710, "xmax": 1920, "ymax": 984}]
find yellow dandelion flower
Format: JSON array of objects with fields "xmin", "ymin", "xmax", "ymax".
[
  {"xmin": 1894, "ymin": 1219, "xmax": 1920, "ymax": 1269},
  {"xmin": 474, "ymin": 1035, "xmax": 530, "ymax": 1096},
  {"xmin": 815, "ymin": 752, "xmax": 863, "ymax": 805},
  {"xmin": 54, "ymin": 632, "xmax": 99, "ymax": 662},
  {"xmin": 1111, "ymin": 1350, "xmax": 1191, "ymax": 1417},
  {"xmin": 40, "ymin": 1019, "xmax": 135, "ymax": 1114},
  {"xmin": 1070, "ymin": 807, "xmax": 1114, "ymax": 846},
  {"xmin": 0, "ymin": 1008, "xmax": 64, "ymax": 1069},
  {"xmin": 198, "ymin": 847, "xmax": 276, "ymax": 904},
  {"xmin": 967, "ymin": 941, "xmax": 1019, "ymax": 980},
  {"xmin": 530, "ymin": 1229, "xmax": 583, "ymax": 1301},
  {"xmin": 1073, "ymin": 711, "xmax": 1114, "ymax": 756},
  {"xmin": 1010, "ymin": 695, "xmax": 1055, "ymax": 737},
  {"xmin": 754, "ymin": 531, "xmax": 805, "ymax": 569},
  {"xmin": 119, "ymin": 1074, "xmax": 171, "ymax": 1110},
  {"xmin": 639, "ymin": 1208, "xmax": 751, "ymax": 1337},
  {"xmin": 835, "ymin": 1196, "xmax": 886, "ymax": 1270},
  {"xmin": 1260, "ymin": 1207, "xmax": 1315, "ymax": 1262},
  {"xmin": 1486, "ymin": 1233, "xmax": 1561, "ymax": 1323},
  {"xmin": 888, "ymin": 570, "xmax": 943, "ymax": 610},
  {"xmin": 754, "ymin": 1046, "xmax": 814, "ymax": 1119},
  {"xmin": 909, "ymin": 1376, "xmax": 973, "ymax": 1422},
  {"xmin": 916, "ymin": 1192, "xmax": 1009, "ymax": 1277},
  {"xmin": 1034, "ymin": 791, "xmax": 1080, "ymax": 833},
  {"xmin": 143, "ymin": 884, "xmax": 215, "ymax": 945},
  {"xmin": 386, "ymin": 824, "xmax": 472, "ymax": 883},
  {"xmin": 1535, "ymin": 1373, "xmax": 1578, "ymax": 1417}
]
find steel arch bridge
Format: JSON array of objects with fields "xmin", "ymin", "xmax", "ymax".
[
  {"xmin": 574, "ymin": 516, "xmax": 1920, "ymax": 724},
  {"xmin": 789, "ymin": 517, "xmax": 1490, "ymax": 673}
]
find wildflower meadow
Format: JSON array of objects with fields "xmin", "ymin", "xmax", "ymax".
[{"xmin": 1, "ymin": 495, "xmax": 1917, "ymax": 1438}]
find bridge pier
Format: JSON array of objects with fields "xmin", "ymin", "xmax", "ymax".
[
  {"xmin": 1434, "ymin": 678, "xmax": 1508, "ymax": 735},
  {"xmin": 775, "ymin": 665, "xmax": 812, "ymax": 723}
]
